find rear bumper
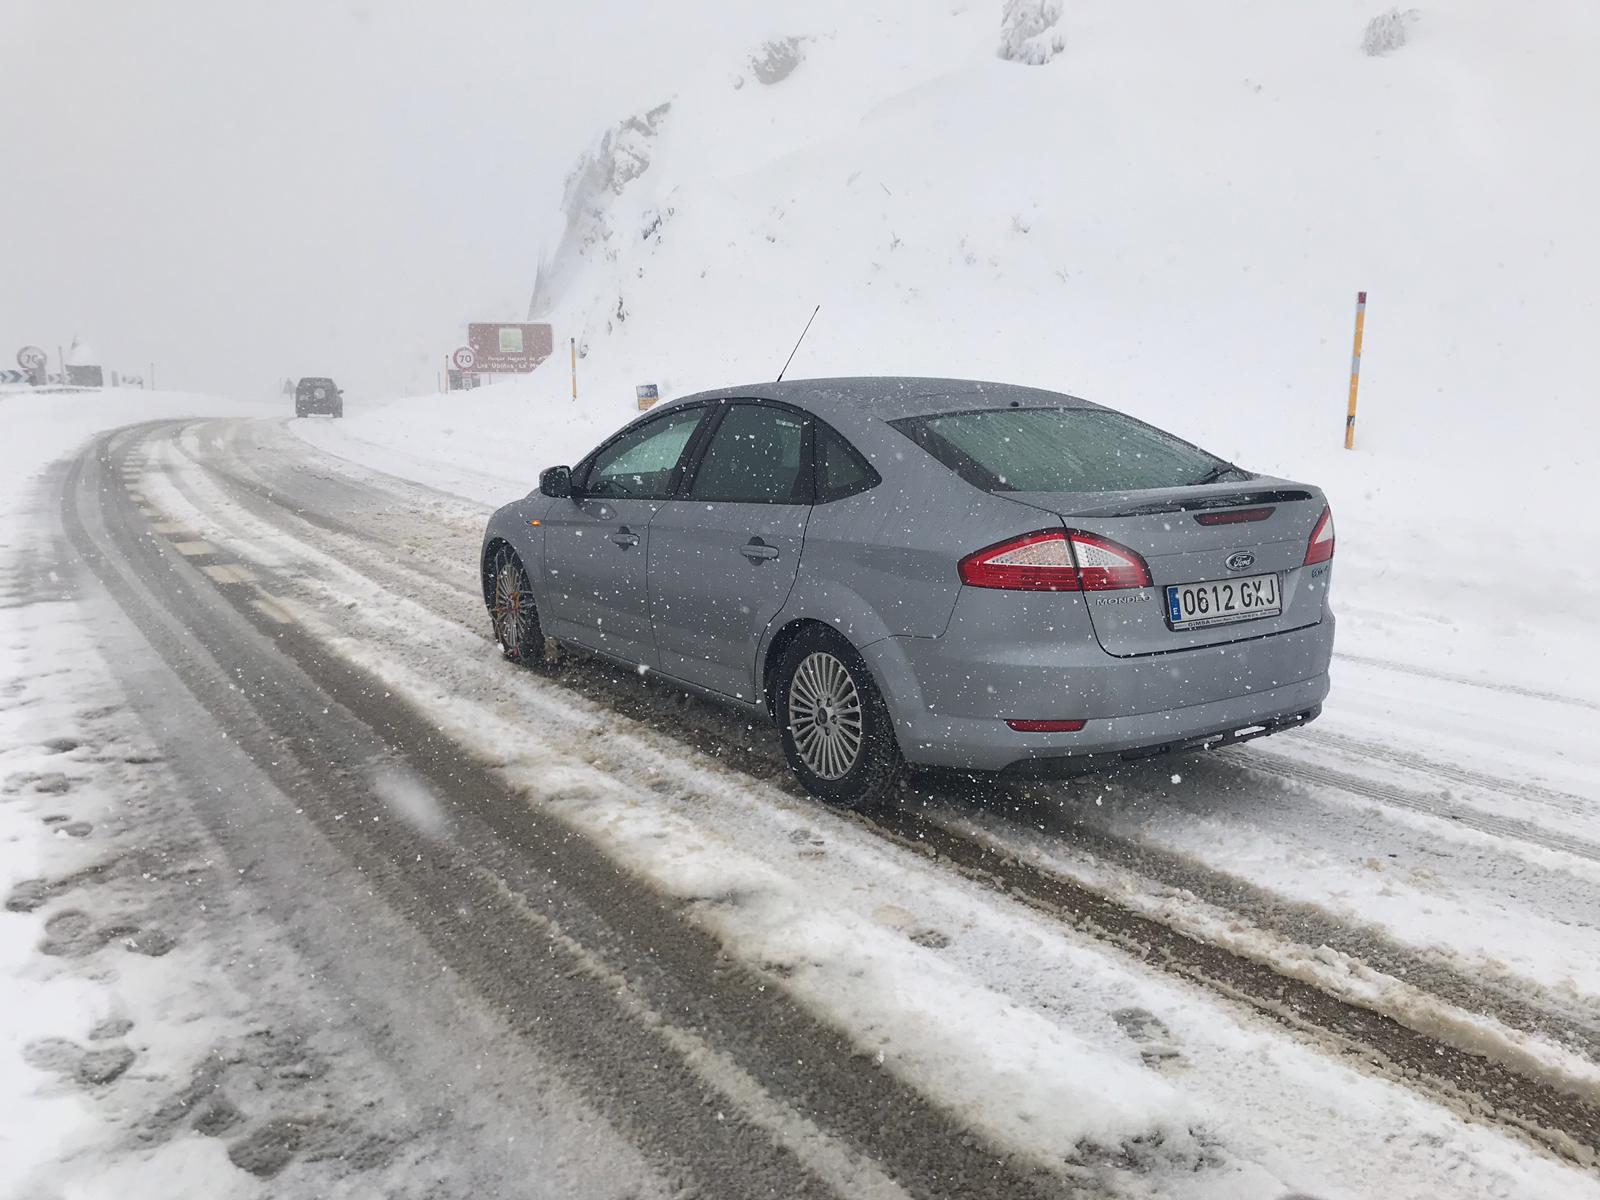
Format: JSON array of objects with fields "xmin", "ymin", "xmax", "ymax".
[
  {"xmin": 998, "ymin": 702, "xmax": 1321, "ymax": 779},
  {"xmin": 862, "ymin": 613, "xmax": 1334, "ymax": 773}
]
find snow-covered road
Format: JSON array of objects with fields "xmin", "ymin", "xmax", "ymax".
[{"xmin": 10, "ymin": 413, "xmax": 1598, "ymax": 1198}]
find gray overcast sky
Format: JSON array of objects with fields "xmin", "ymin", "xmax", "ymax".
[{"xmin": 1, "ymin": 1, "xmax": 748, "ymax": 399}]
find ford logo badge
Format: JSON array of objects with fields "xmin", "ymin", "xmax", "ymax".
[{"xmin": 1225, "ymin": 551, "xmax": 1256, "ymax": 572}]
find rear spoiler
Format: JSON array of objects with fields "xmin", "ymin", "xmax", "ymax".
[{"xmin": 1069, "ymin": 489, "xmax": 1315, "ymax": 519}]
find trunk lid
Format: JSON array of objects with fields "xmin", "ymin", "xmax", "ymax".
[{"xmin": 1009, "ymin": 481, "xmax": 1329, "ymax": 657}]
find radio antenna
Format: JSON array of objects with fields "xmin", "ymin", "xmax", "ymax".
[{"xmin": 776, "ymin": 304, "xmax": 820, "ymax": 382}]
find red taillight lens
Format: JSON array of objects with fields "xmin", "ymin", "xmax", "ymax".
[
  {"xmin": 1304, "ymin": 506, "xmax": 1335, "ymax": 566},
  {"xmin": 1067, "ymin": 531, "xmax": 1153, "ymax": 590},
  {"xmin": 959, "ymin": 530, "xmax": 1079, "ymax": 591},
  {"xmin": 1006, "ymin": 719, "xmax": 1087, "ymax": 732},
  {"xmin": 959, "ymin": 530, "xmax": 1151, "ymax": 591}
]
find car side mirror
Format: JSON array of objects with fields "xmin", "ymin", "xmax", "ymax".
[{"xmin": 539, "ymin": 465, "xmax": 574, "ymax": 498}]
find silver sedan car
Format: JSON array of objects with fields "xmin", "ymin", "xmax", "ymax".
[{"xmin": 480, "ymin": 378, "xmax": 1335, "ymax": 806}]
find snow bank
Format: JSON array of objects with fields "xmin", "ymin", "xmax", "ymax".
[{"xmin": 1, "ymin": 387, "xmax": 258, "ymax": 1194}]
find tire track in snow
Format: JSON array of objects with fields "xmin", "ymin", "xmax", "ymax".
[
  {"xmin": 921, "ymin": 782, "xmax": 1600, "ymax": 1069},
  {"xmin": 173, "ymin": 420, "xmax": 1600, "ymax": 1066},
  {"xmin": 1332, "ymin": 650, "xmax": 1600, "ymax": 713},
  {"xmin": 862, "ymin": 804, "xmax": 1600, "ymax": 1167},
  {"xmin": 72, "ymin": 422, "xmax": 1055, "ymax": 1200},
  {"xmin": 192, "ymin": 452, "xmax": 1600, "ymax": 884},
  {"xmin": 1297, "ymin": 727, "xmax": 1594, "ymax": 820},
  {"xmin": 148, "ymin": 417, "xmax": 1600, "ymax": 1167},
  {"xmin": 1232, "ymin": 748, "xmax": 1600, "ymax": 865},
  {"xmin": 191, "ymin": 419, "xmax": 1600, "ymax": 872}
]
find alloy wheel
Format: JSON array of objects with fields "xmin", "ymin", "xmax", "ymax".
[
  {"xmin": 491, "ymin": 555, "xmax": 532, "ymax": 655},
  {"xmin": 787, "ymin": 651, "xmax": 865, "ymax": 780}
]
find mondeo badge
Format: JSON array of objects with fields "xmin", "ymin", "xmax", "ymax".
[{"xmin": 1225, "ymin": 551, "xmax": 1256, "ymax": 572}]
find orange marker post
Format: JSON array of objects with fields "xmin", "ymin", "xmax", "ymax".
[
  {"xmin": 570, "ymin": 337, "xmax": 578, "ymax": 401},
  {"xmin": 1345, "ymin": 291, "xmax": 1367, "ymax": 449}
]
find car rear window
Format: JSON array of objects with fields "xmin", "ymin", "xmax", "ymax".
[{"xmin": 890, "ymin": 407, "xmax": 1233, "ymax": 493}]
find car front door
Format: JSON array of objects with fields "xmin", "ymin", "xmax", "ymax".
[
  {"xmin": 541, "ymin": 404, "xmax": 708, "ymax": 667},
  {"xmin": 647, "ymin": 402, "xmax": 812, "ymax": 702}
]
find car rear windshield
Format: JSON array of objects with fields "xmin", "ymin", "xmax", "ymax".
[{"xmin": 889, "ymin": 406, "xmax": 1234, "ymax": 493}]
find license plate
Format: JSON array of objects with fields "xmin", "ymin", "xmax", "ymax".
[{"xmin": 1165, "ymin": 573, "xmax": 1281, "ymax": 630}]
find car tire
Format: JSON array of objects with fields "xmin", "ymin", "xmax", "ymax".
[
  {"xmin": 333, "ymin": 407, "xmax": 343, "ymax": 419},
  {"xmin": 486, "ymin": 545, "xmax": 547, "ymax": 665},
  {"xmin": 295, "ymin": 407, "xmax": 305, "ymax": 418},
  {"xmin": 775, "ymin": 626, "xmax": 903, "ymax": 809}
]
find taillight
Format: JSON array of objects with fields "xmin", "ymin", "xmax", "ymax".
[
  {"xmin": 1304, "ymin": 506, "xmax": 1335, "ymax": 566},
  {"xmin": 1068, "ymin": 531, "xmax": 1153, "ymax": 590},
  {"xmin": 959, "ymin": 530, "xmax": 1151, "ymax": 591},
  {"xmin": 959, "ymin": 530, "xmax": 1077, "ymax": 591}
]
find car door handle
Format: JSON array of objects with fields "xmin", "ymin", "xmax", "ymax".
[
  {"xmin": 611, "ymin": 528, "xmax": 640, "ymax": 548},
  {"xmin": 741, "ymin": 539, "xmax": 780, "ymax": 562}
]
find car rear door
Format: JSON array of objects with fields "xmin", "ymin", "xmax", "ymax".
[
  {"xmin": 646, "ymin": 401, "xmax": 812, "ymax": 702},
  {"xmin": 541, "ymin": 404, "xmax": 709, "ymax": 667}
]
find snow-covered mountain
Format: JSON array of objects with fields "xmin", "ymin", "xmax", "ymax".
[
  {"xmin": 529, "ymin": 0, "xmax": 1599, "ymax": 471},
  {"xmin": 311, "ymin": 0, "xmax": 1600, "ymax": 700}
]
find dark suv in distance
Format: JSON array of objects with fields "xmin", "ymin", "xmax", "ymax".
[{"xmin": 295, "ymin": 377, "xmax": 343, "ymax": 418}]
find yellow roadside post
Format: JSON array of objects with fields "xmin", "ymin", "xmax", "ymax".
[
  {"xmin": 1345, "ymin": 291, "xmax": 1367, "ymax": 449},
  {"xmin": 570, "ymin": 337, "xmax": 578, "ymax": 400}
]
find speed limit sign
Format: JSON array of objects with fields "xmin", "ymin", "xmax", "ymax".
[
  {"xmin": 17, "ymin": 346, "xmax": 46, "ymax": 371},
  {"xmin": 451, "ymin": 346, "xmax": 475, "ymax": 370}
]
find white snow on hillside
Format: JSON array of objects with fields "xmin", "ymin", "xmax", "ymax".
[{"xmin": 295, "ymin": 0, "xmax": 1600, "ymax": 704}]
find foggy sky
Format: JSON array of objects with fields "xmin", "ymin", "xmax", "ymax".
[{"xmin": 1, "ymin": 1, "xmax": 735, "ymax": 400}]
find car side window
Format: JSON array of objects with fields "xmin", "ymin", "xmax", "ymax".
[
  {"xmin": 815, "ymin": 424, "xmax": 879, "ymax": 502},
  {"xmin": 688, "ymin": 404, "xmax": 813, "ymax": 504},
  {"xmin": 584, "ymin": 407, "xmax": 705, "ymax": 500}
]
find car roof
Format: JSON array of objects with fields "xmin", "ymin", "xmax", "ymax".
[{"xmin": 673, "ymin": 376, "xmax": 1101, "ymax": 424}]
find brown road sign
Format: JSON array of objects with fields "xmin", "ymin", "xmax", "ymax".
[{"xmin": 466, "ymin": 324, "xmax": 553, "ymax": 373}]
